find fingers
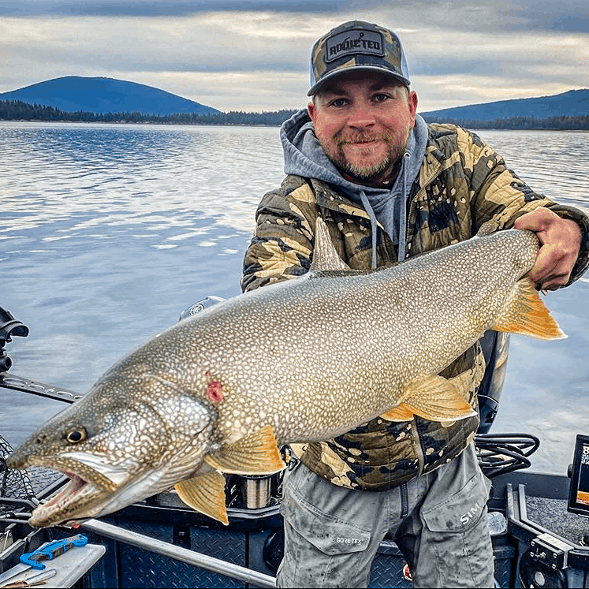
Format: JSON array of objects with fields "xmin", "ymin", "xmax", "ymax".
[
  {"xmin": 527, "ymin": 243, "xmax": 570, "ymax": 290},
  {"xmin": 514, "ymin": 208, "xmax": 552, "ymax": 233},
  {"xmin": 514, "ymin": 208, "xmax": 582, "ymax": 291}
]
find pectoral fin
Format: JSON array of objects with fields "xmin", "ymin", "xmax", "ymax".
[
  {"xmin": 204, "ymin": 425, "xmax": 286, "ymax": 475},
  {"xmin": 175, "ymin": 471, "xmax": 228, "ymax": 525},
  {"xmin": 493, "ymin": 278, "xmax": 566, "ymax": 340},
  {"xmin": 380, "ymin": 374, "xmax": 476, "ymax": 423}
]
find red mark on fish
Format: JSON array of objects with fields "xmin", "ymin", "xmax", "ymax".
[{"xmin": 205, "ymin": 370, "xmax": 224, "ymax": 404}]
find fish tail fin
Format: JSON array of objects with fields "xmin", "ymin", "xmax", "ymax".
[
  {"xmin": 175, "ymin": 471, "xmax": 229, "ymax": 525},
  {"xmin": 493, "ymin": 278, "xmax": 566, "ymax": 340},
  {"xmin": 381, "ymin": 374, "xmax": 477, "ymax": 423}
]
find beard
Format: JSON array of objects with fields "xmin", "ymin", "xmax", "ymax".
[{"xmin": 318, "ymin": 127, "xmax": 411, "ymax": 184}]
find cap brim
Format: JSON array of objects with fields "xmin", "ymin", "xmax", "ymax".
[{"xmin": 307, "ymin": 66, "xmax": 410, "ymax": 96}]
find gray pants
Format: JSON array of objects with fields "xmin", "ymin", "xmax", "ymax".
[{"xmin": 276, "ymin": 443, "xmax": 493, "ymax": 588}]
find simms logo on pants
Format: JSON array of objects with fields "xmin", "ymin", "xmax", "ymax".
[{"xmin": 460, "ymin": 500, "xmax": 484, "ymax": 526}]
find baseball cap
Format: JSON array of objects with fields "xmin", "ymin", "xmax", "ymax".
[{"xmin": 308, "ymin": 21, "xmax": 411, "ymax": 96}]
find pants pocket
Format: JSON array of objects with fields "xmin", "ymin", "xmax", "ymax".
[
  {"xmin": 281, "ymin": 470, "xmax": 371, "ymax": 556},
  {"xmin": 421, "ymin": 469, "xmax": 491, "ymax": 534},
  {"xmin": 277, "ymin": 464, "xmax": 376, "ymax": 587},
  {"xmin": 416, "ymin": 470, "xmax": 494, "ymax": 588}
]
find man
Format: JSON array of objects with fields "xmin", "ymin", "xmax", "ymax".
[{"xmin": 241, "ymin": 20, "xmax": 589, "ymax": 588}]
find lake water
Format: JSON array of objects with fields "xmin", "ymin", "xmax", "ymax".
[{"xmin": 1, "ymin": 121, "xmax": 588, "ymax": 475}]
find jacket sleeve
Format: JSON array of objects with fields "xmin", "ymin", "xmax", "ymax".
[
  {"xmin": 241, "ymin": 176, "xmax": 318, "ymax": 293},
  {"xmin": 461, "ymin": 127, "xmax": 589, "ymax": 285}
]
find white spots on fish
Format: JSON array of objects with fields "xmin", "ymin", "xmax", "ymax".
[{"xmin": 120, "ymin": 229, "xmax": 540, "ymax": 455}]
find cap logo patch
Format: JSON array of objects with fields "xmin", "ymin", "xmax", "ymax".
[{"xmin": 325, "ymin": 30, "xmax": 385, "ymax": 63}]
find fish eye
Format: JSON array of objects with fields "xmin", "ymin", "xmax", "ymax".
[{"xmin": 65, "ymin": 428, "xmax": 87, "ymax": 444}]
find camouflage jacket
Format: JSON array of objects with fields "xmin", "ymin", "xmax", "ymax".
[{"xmin": 242, "ymin": 122, "xmax": 589, "ymax": 492}]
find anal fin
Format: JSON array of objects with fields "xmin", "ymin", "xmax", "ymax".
[
  {"xmin": 175, "ymin": 471, "xmax": 228, "ymax": 525},
  {"xmin": 204, "ymin": 425, "xmax": 286, "ymax": 475},
  {"xmin": 380, "ymin": 374, "xmax": 477, "ymax": 423},
  {"xmin": 493, "ymin": 278, "xmax": 566, "ymax": 340}
]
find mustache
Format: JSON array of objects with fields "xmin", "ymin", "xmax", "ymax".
[{"xmin": 335, "ymin": 132, "xmax": 392, "ymax": 146}]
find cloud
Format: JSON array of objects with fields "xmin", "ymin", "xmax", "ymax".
[
  {"xmin": 2, "ymin": 0, "xmax": 343, "ymax": 17},
  {"xmin": 4, "ymin": 0, "xmax": 588, "ymax": 33},
  {"xmin": 0, "ymin": 12, "xmax": 324, "ymax": 110},
  {"xmin": 0, "ymin": 2, "xmax": 587, "ymax": 112}
]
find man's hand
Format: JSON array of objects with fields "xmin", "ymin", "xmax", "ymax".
[{"xmin": 514, "ymin": 208, "xmax": 582, "ymax": 291}]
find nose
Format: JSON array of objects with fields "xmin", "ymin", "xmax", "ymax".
[{"xmin": 347, "ymin": 101, "xmax": 376, "ymax": 129}]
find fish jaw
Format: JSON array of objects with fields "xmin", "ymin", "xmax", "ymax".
[
  {"xmin": 27, "ymin": 466, "xmax": 128, "ymax": 528},
  {"xmin": 26, "ymin": 456, "xmax": 184, "ymax": 527},
  {"xmin": 21, "ymin": 425, "xmax": 216, "ymax": 527},
  {"xmin": 7, "ymin": 378, "xmax": 218, "ymax": 527}
]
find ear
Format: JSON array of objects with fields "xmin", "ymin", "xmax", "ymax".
[
  {"xmin": 408, "ymin": 90, "xmax": 418, "ymax": 123},
  {"xmin": 307, "ymin": 100, "xmax": 318, "ymax": 124}
]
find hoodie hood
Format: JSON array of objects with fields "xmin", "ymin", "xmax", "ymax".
[{"xmin": 280, "ymin": 108, "xmax": 428, "ymax": 265}]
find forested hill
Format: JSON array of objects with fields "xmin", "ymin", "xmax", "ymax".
[
  {"xmin": 421, "ymin": 89, "xmax": 589, "ymax": 127},
  {"xmin": 1, "ymin": 78, "xmax": 588, "ymax": 129},
  {"xmin": 0, "ymin": 76, "xmax": 219, "ymax": 116},
  {"xmin": 0, "ymin": 100, "xmax": 297, "ymax": 126}
]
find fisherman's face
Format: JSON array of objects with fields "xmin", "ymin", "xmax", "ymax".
[{"xmin": 308, "ymin": 71, "xmax": 418, "ymax": 184}]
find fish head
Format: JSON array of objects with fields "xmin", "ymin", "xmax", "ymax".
[{"xmin": 7, "ymin": 367, "xmax": 217, "ymax": 527}]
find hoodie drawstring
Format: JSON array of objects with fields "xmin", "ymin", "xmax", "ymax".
[
  {"xmin": 359, "ymin": 150, "xmax": 411, "ymax": 269},
  {"xmin": 359, "ymin": 190, "xmax": 379, "ymax": 270},
  {"xmin": 397, "ymin": 151, "xmax": 411, "ymax": 263}
]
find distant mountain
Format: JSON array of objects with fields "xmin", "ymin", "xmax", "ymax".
[
  {"xmin": 422, "ymin": 89, "xmax": 589, "ymax": 122},
  {"xmin": 0, "ymin": 76, "xmax": 220, "ymax": 116}
]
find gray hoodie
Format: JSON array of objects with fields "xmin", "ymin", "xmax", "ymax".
[{"xmin": 281, "ymin": 109, "xmax": 428, "ymax": 266}]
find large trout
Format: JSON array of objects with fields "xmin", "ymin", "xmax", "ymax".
[{"xmin": 8, "ymin": 220, "xmax": 565, "ymax": 527}]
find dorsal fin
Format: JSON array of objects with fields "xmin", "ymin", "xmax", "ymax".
[{"xmin": 310, "ymin": 217, "xmax": 351, "ymax": 273}]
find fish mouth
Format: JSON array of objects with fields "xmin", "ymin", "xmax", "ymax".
[
  {"xmin": 26, "ymin": 451, "xmax": 198, "ymax": 527},
  {"xmin": 23, "ymin": 453, "xmax": 141, "ymax": 528},
  {"xmin": 28, "ymin": 466, "xmax": 116, "ymax": 528}
]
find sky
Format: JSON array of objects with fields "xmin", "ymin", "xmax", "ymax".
[{"xmin": 1, "ymin": 0, "xmax": 588, "ymax": 113}]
